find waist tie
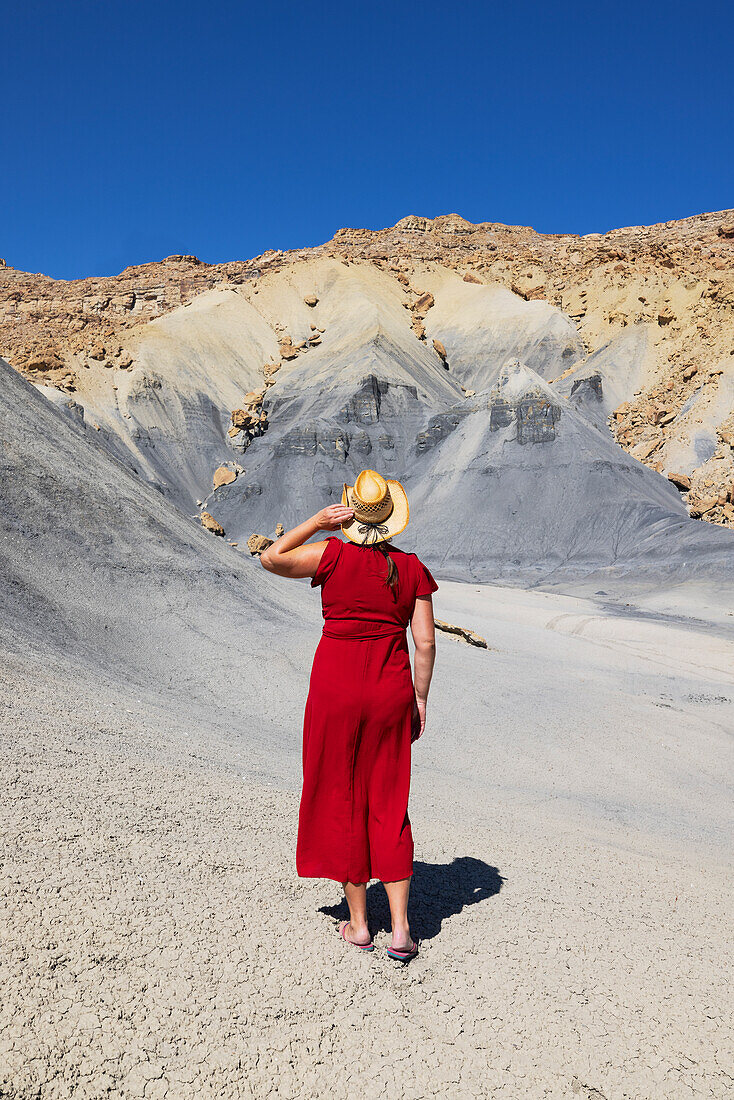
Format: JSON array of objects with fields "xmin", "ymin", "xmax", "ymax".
[{"xmin": 322, "ymin": 619, "xmax": 407, "ymax": 641}]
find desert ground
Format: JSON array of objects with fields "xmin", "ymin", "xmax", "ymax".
[{"xmin": 2, "ymin": 570, "xmax": 733, "ymax": 1099}]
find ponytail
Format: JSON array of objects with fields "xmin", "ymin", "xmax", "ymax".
[{"xmin": 372, "ymin": 541, "xmax": 398, "ymax": 589}]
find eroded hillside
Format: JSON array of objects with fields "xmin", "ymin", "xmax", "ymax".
[{"xmin": 1, "ymin": 209, "xmax": 733, "ymax": 534}]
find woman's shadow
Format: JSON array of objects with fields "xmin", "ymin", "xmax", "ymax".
[{"xmin": 320, "ymin": 857, "xmax": 504, "ymax": 941}]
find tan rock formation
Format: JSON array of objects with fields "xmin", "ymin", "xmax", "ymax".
[
  {"xmin": 200, "ymin": 512, "xmax": 225, "ymax": 536},
  {"xmin": 412, "ymin": 291, "xmax": 435, "ymax": 315},
  {"xmin": 278, "ymin": 336, "xmax": 299, "ymax": 360},
  {"xmin": 231, "ymin": 409, "xmax": 260, "ymax": 430},
  {"xmin": 434, "ymin": 618, "xmax": 489, "ymax": 649},
  {"xmin": 247, "ymin": 533, "xmax": 273, "ymax": 556},
  {"xmin": 433, "ymin": 338, "xmax": 448, "ymax": 362},
  {"xmin": 213, "ymin": 466, "xmax": 237, "ymax": 489}
]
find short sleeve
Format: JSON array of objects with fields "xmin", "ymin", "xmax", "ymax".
[
  {"xmin": 310, "ymin": 537, "xmax": 343, "ymax": 588},
  {"xmin": 415, "ymin": 558, "xmax": 439, "ymax": 598}
]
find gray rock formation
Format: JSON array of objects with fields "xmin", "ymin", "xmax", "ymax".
[
  {"xmin": 8, "ymin": 254, "xmax": 733, "ymax": 585},
  {"xmin": 0, "ymin": 357, "xmax": 296, "ymax": 700}
]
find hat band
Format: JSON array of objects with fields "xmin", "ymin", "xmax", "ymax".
[{"xmin": 349, "ymin": 487, "xmax": 394, "ymax": 524}]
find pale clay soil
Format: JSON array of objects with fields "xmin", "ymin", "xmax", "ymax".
[{"xmin": 1, "ymin": 608, "xmax": 732, "ymax": 1100}]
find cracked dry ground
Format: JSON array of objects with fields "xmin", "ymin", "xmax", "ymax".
[{"xmin": 1, "ymin": 657, "xmax": 732, "ymax": 1100}]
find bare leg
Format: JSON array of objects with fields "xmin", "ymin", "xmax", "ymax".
[
  {"xmin": 341, "ymin": 881, "xmax": 371, "ymax": 945},
  {"xmin": 383, "ymin": 878, "xmax": 413, "ymax": 950}
]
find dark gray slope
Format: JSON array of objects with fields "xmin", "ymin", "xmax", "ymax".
[
  {"xmin": 0, "ymin": 358, "xmax": 306, "ymax": 700},
  {"xmin": 206, "ymin": 356, "xmax": 734, "ymax": 583},
  {"xmin": 403, "ymin": 361, "xmax": 734, "ymax": 580},
  {"xmin": 207, "ymin": 328, "xmax": 464, "ymax": 536}
]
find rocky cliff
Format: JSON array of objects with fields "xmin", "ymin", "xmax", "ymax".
[{"xmin": 1, "ymin": 209, "xmax": 733, "ymax": 540}]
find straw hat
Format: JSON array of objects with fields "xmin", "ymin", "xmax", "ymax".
[{"xmin": 341, "ymin": 469, "xmax": 409, "ymax": 545}]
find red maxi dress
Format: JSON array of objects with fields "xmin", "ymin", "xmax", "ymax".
[{"xmin": 296, "ymin": 537, "xmax": 439, "ymax": 884}]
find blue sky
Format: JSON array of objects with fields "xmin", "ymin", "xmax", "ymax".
[{"xmin": 3, "ymin": 0, "xmax": 732, "ymax": 279}]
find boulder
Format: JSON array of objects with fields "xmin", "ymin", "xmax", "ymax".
[
  {"xmin": 304, "ymin": 295, "xmax": 319, "ymax": 307},
  {"xmin": 200, "ymin": 511, "xmax": 225, "ymax": 536},
  {"xmin": 231, "ymin": 409, "xmax": 259, "ymax": 430},
  {"xmin": 633, "ymin": 438, "xmax": 662, "ymax": 461},
  {"xmin": 667, "ymin": 471, "xmax": 691, "ymax": 491},
  {"xmin": 213, "ymin": 466, "xmax": 237, "ymax": 489},
  {"xmin": 275, "ymin": 523, "xmax": 284, "ymax": 538},
  {"xmin": 247, "ymin": 533, "xmax": 274, "ymax": 556},
  {"xmin": 717, "ymin": 224, "xmax": 734, "ymax": 239},
  {"xmin": 434, "ymin": 618, "xmax": 488, "ymax": 649},
  {"xmin": 689, "ymin": 497, "xmax": 719, "ymax": 518},
  {"xmin": 412, "ymin": 291, "xmax": 435, "ymax": 314},
  {"xmin": 279, "ymin": 339, "xmax": 299, "ymax": 360},
  {"xmin": 433, "ymin": 338, "xmax": 448, "ymax": 361},
  {"xmin": 462, "ymin": 272, "xmax": 482, "ymax": 284}
]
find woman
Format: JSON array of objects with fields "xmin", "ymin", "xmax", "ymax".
[{"xmin": 261, "ymin": 469, "xmax": 437, "ymax": 962}]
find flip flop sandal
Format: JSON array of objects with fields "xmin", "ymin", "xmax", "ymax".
[
  {"xmin": 339, "ymin": 921, "xmax": 374, "ymax": 952},
  {"xmin": 387, "ymin": 940, "xmax": 419, "ymax": 963}
]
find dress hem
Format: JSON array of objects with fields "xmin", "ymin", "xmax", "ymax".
[{"xmin": 297, "ymin": 867, "xmax": 414, "ymax": 884}]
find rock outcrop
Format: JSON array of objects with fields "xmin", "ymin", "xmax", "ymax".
[
  {"xmin": 247, "ymin": 533, "xmax": 273, "ymax": 556},
  {"xmin": 434, "ymin": 619, "xmax": 489, "ymax": 648},
  {"xmin": 200, "ymin": 512, "xmax": 225, "ymax": 536},
  {"xmin": 2, "ymin": 208, "xmax": 733, "ymax": 535},
  {"xmin": 229, "ymin": 391, "xmax": 268, "ymax": 453},
  {"xmin": 213, "ymin": 465, "xmax": 238, "ymax": 489}
]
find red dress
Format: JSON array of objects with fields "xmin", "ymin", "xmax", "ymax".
[{"xmin": 296, "ymin": 537, "xmax": 439, "ymax": 884}]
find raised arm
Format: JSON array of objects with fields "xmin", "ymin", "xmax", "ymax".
[
  {"xmin": 410, "ymin": 594, "xmax": 436, "ymax": 740},
  {"xmin": 260, "ymin": 504, "xmax": 354, "ymax": 579}
]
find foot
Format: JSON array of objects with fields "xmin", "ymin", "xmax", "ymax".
[
  {"xmin": 339, "ymin": 920, "xmax": 372, "ymax": 948},
  {"xmin": 390, "ymin": 925, "xmax": 414, "ymax": 953},
  {"xmin": 387, "ymin": 938, "xmax": 419, "ymax": 963}
]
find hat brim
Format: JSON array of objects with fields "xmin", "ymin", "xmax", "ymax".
[{"xmin": 341, "ymin": 478, "xmax": 409, "ymax": 545}]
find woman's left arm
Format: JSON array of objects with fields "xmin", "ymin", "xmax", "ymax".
[{"xmin": 260, "ymin": 504, "xmax": 354, "ymax": 579}]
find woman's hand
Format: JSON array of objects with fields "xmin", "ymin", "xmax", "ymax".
[
  {"xmin": 313, "ymin": 504, "xmax": 354, "ymax": 531},
  {"xmin": 261, "ymin": 505, "xmax": 355, "ymax": 579},
  {"xmin": 411, "ymin": 698, "xmax": 427, "ymax": 742}
]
